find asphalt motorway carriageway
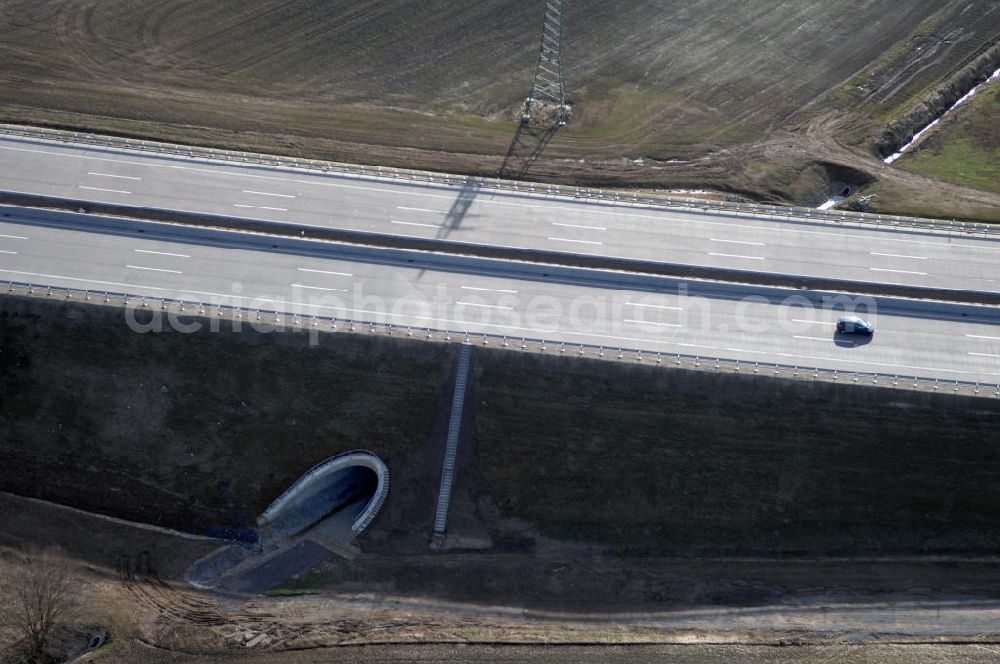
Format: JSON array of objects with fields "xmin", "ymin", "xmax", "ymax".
[
  {"xmin": 1, "ymin": 208, "xmax": 998, "ymax": 384},
  {"xmin": 1, "ymin": 135, "xmax": 998, "ymax": 293}
]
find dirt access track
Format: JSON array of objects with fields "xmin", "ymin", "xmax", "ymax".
[{"xmin": 1, "ymin": 0, "xmax": 999, "ymax": 220}]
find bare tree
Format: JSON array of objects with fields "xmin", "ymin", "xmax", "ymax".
[{"xmin": 0, "ymin": 549, "xmax": 81, "ymax": 663}]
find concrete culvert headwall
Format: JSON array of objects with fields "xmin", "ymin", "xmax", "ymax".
[{"xmin": 256, "ymin": 450, "xmax": 389, "ymax": 545}]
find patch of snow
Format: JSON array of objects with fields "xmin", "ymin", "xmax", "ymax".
[{"xmin": 885, "ymin": 65, "xmax": 1000, "ymax": 164}]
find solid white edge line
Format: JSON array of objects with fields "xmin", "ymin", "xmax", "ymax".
[
  {"xmin": 87, "ymin": 172, "xmax": 141, "ymax": 181},
  {"xmin": 125, "ymin": 265, "xmax": 182, "ymax": 274},
  {"xmin": 78, "ymin": 185, "xmax": 130, "ymax": 194},
  {"xmin": 461, "ymin": 286, "xmax": 519, "ymax": 294},
  {"xmin": 709, "ymin": 252, "xmax": 765, "ymax": 260},
  {"xmin": 290, "ymin": 284, "xmax": 348, "ymax": 292},
  {"xmin": 622, "ymin": 319, "xmax": 681, "ymax": 328},
  {"xmin": 134, "ymin": 249, "xmax": 191, "ymax": 258},
  {"xmin": 455, "ymin": 301, "xmax": 515, "ymax": 310},
  {"xmin": 551, "ymin": 222, "xmax": 607, "ymax": 231},
  {"xmin": 242, "ymin": 189, "xmax": 296, "ymax": 198},
  {"xmin": 869, "ymin": 267, "xmax": 928, "ymax": 276},
  {"xmin": 296, "ymin": 267, "xmax": 353, "ymax": 277},
  {"xmin": 710, "ymin": 238, "xmax": 765, "ymax": 246},
  {"xmin": 870, "ymin": 252, "xmax": 928, "ymax": 260},
  {"xmin": 547, "ymin": 237, "xmax": 603, "ymax": 245},
  {"xmin": 391, "ymin": 220, "xmax": 441, "ymax": 228},
  {"xmin": 625, "ymin": 302, "xmax": 682, "ymax": 311}
]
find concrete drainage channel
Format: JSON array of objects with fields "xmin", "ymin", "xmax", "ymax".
[{"xmin": 185, "ymin": 450, "xmax": 388, "ymax": 593}]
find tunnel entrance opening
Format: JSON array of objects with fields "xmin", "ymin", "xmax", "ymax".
[
  {"xmin": 186, "ymin": 450, "xmax": 389, "ymax": 590},
  {"xmin": 259, "ymin": 465, "xmax": 379, "ymax": 545},
  {"xmin": 256, "ymin": 450, "xmax": 390, "ymax": 545}
]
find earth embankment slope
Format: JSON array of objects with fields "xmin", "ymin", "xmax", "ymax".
[
  {"xmin": 0, "ymin": 295, "xmax": 448, "ymax": 534},
  {"xmin": 2, "ymin": 1, "xmax": 998, "ymax": 216},
  {"xmin": 4, "ymin": 293, "xmax": 1000, "ymax": 564}
]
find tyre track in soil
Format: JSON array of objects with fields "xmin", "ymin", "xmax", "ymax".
[{"xmin": 118, "ymin": 552, "xmax": 361, "ymax": 649}]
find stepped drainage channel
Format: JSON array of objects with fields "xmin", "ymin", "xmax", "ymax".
[{"xmin": 884, "ymin": 65, "xmax": 1000, "ymax": 165}]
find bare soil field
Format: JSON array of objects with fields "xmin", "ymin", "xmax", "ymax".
[
  {"xmin": 88, "ymin": 643, "xmax": 1000, "ymax": 663},
  {"xmin": 1, "ymin": 1, "xmax": 999, "ymax": 218}
]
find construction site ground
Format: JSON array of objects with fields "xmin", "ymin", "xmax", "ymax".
[{"xmin": 5, "ymin": 492, "xmax": 1000, "ymax": 661}]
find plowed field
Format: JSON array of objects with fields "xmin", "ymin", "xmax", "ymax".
[{"xmin": 1, "ymin": 1, "xmax": 999, "ymax": 217}]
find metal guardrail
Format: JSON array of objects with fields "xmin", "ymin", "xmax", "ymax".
[
  {"xmin": 2, "ymin": 123, "xmax": 997, "ymax": 239},
  {"xmin": 5, "ymin": 280, "xmax": 997, "ymax": 399}
]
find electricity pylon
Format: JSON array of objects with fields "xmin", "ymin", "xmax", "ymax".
[{"xmin": 499, "ymin": 0, "xmax": 570, "ymax": 180}]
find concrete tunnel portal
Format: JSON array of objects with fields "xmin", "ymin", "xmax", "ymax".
[
  {"xmin": 256, "ymin": 450, "xmax": 390, "ymax": 545},
  {"xmin": 186, "ymin": 450, "xmax": 389, "ymax": 590}
]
